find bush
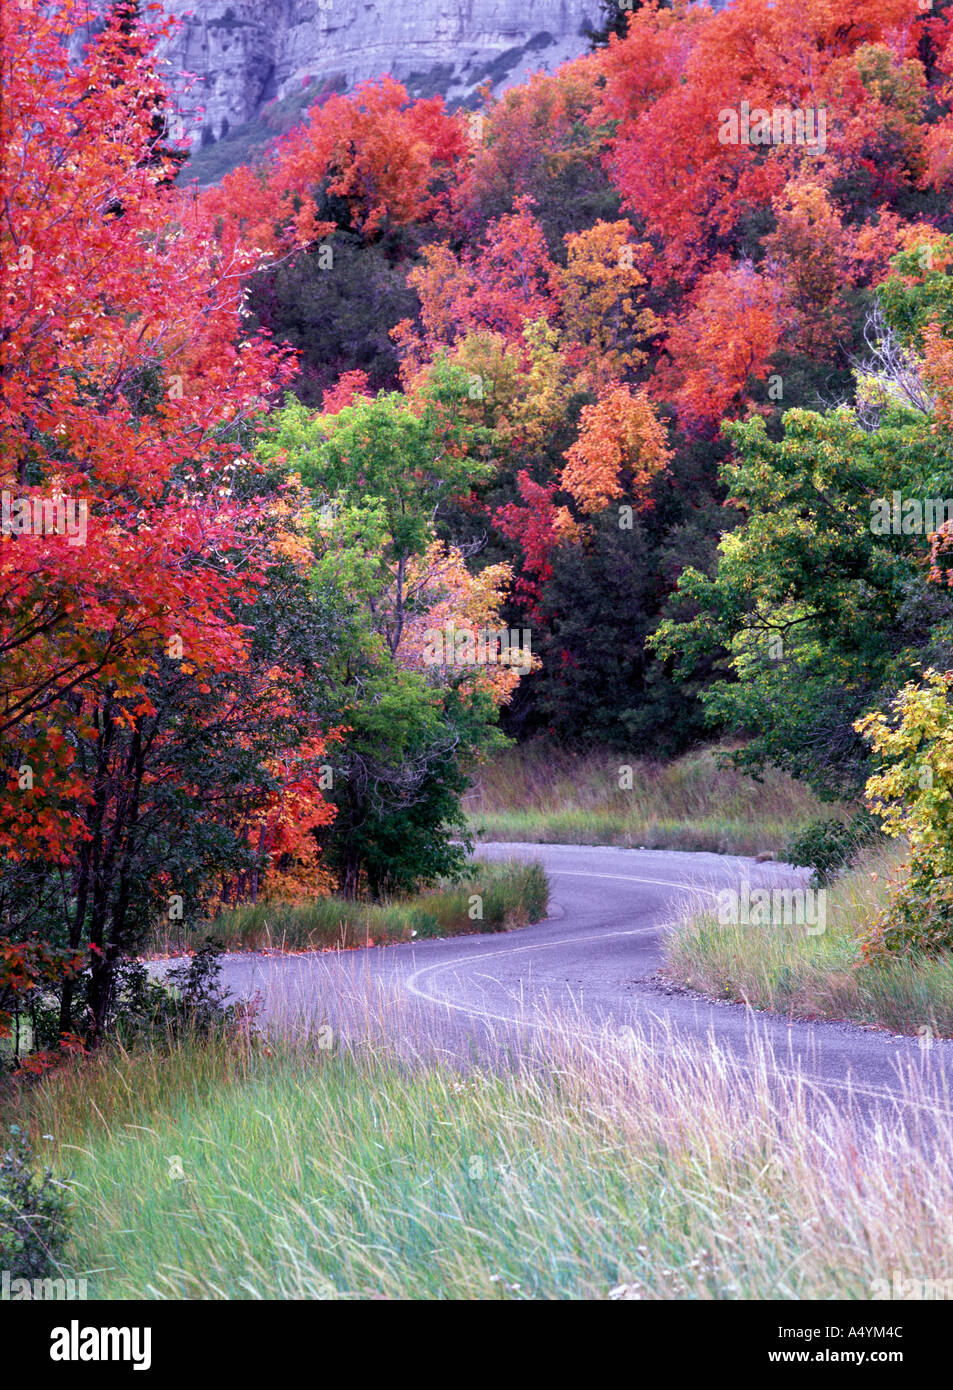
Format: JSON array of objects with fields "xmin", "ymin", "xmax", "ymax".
[
  {"xmin": 855, "ymin": 670, "xmax": 953, "ymax": 955},
  {"xmin": 0, "ymin": 1125, "xmax": 69, "ymax": 1280},
  {"xmin": 783, "ymin": 811, "xmax": 880, "ymax": 885},
  {"xmin": 106, "ymin": 939, "xmax": 242, "ymax": 1045},
  {"xmin": 862, "ymin": 861, "xmax": 953, "ymax": 959}
]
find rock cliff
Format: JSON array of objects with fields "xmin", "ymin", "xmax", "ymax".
[{"xmin": 145, "ymin": 0, "xmax": 601, "ymax": 146}]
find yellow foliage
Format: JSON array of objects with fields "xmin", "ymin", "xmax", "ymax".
[{"xmin": 558, "ymin": 221, "xmax": 660, "ymax": 387}]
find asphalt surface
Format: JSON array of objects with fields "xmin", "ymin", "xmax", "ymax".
[{"xmin": 216, "ymin": 842, "xmax": 953, "ymax": 1128}]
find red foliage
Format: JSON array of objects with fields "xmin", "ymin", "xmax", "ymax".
[
  {"xmin": 201, "ymin": 77, "xmax": 467, "ymax": 254},
  {"xmin": 322, "ymin": 370, "xmax": 373, "ymax": 414},
  {"xmin": 395, "ymin": 196, "xmax": 558, "ymax": 369},
  {"xmin": 595, "ymin": 0, "xmax": 926, "ymax": 288},
  {"xmin": 494, "ymin": 472, "xmax": 575, "ymax": 622}
]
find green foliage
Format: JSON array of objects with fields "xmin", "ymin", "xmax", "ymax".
[
  {"xmin": 783, "ymin": 812, "xmax": 880, "ymax": 886},
  {"xmin": 325, "ymin": 674, "xmax": 483, "ymax": 897},
  {"xmin": 857, "ymin": 670, "xmax": 953, "ymax": 956},
  {"xmin": 652, "ymin": 404, "xmax": 953, "ymax": 799},
  {"xmin": 863, "ymin": 869, "xmax": 953, "ymax": 958},
  {"xmin": 261, "ymin": 381, "xmax": 503, "ymax": 897},
  {"xmin": 26, "ymin": 940, "xmax": 241, "ymax": 1051},
  {"xmin": 0, "ymin": 1126, "xmax": 70, "ymax": 1281},
  {"xmin": 246, "ymin": 231, "xmax": 419, "ymax": 403},
  {"xmin": 264, "ymin": 365, "xmax": 492, "ymax": 573},
  {"xmin": 858, "ymin": 668, "xmax": 953, "ymax": 878},
  {"xmin": 876, "ymin": 235, "xmax": 953, "ymax": 348},
  {"xmin": 517, "ymin": 436, "xmax": 732, "ymax": 750}
]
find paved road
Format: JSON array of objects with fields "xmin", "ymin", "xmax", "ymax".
[{"xmin": 217, "ymin": 843, "xmax": 953, "ymax": 1128}]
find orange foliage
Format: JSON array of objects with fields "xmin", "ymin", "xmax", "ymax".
[
  {"xmin": 561, "ymin": 383, "xmax": 670, "ymax": 515},
  {"xmin": 557, "ymin": 222, "xmax": 661, "ymax": 386},
  {"xmin": 321, "ymin": 370, "xmax": 373, "ymax": 414},
  {"xmin": 924, "ymin": 324, "xmax": 953, "ymax": 434},
  {"xmin": 399, "ymin": 542, "xmax": 536, "ymax": 704},
  {"xmin": 656, "ymin": 264, "xmax": 784, "ymax": 432},
  {"xmin": 454, "ymin": 58, "xmax": 604, "ymax": 231},
  {"xmin": 201, "ymin": 77, "xmax": 467, "ymax": 254}
]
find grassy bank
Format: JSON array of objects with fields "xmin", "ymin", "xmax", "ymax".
[
  {"xmin": 151, "ymin": 860, "xmax": 548, "ymax": 955},
  {"xmin": 664, "ymin": 840, "xmax": 953, "ymax": 1036},
  {"xmin": 11, "ymin": 1016, "xmax": 953, "ymax": 1299},
  {"xmin": 465, "ymin": 742, "xmax": 845, "ymax": 856}
]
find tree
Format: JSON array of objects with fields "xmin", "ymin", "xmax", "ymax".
[
  {"xmin": 856, "ymin": 670, "xmax": 953, "ymax": 956},
  {"xmin": 395, "ymin": 197, "xmax": 559, "ymax": 369},
  {"xmin": 259, "ymin": 368, "xmax": 522, "ymax": 896},
  {"xmin": 655, "ymin": 264, "xmax": 784, "ymax": 433},
  {"xmin": 557, "ymin": 221, "xmax": 660, "ymax": 386},
  {"xmin": 561, "ymin": 382, "xmax": 670, "ymax": 515},
  {"xmin": 200, "ymin": 77, "xmax": 467, "ymax": 254},
  {"xmin": 651, "ymin": 397, "xmax": 953, "ymax": 799},
  {"xmin": 454, "ymin": 61, "xmax": 618, "ymax": 250},
  {"xmin": 594, "ymin": 0, "xmax": 927, "ymax": 288},
  {"xmin": 0, "ymin": 1, "xmax": 312, "ymax": 1046}
]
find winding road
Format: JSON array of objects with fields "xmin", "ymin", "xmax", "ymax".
[{"xmin": 218, "ymin": 842, "xmax": 953, "ymax": 1127}]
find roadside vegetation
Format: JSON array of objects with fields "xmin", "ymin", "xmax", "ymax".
[
  {"xmin": 664, "ymin": 839, "xmax": 953, "ymax": 1037},
  {"xmin": 151, "ymin": 860, "xmax": 548, "ymax": 955},
  {"xmin": 465, "ymin": 742, "xmax": 845, "ymax": 857},
  {"xmin": 8, "ymin": 1011, "xmax": 953, "ymax": 1300}
]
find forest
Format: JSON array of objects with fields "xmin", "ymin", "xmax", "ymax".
[
  {"xmin": 8, "ymin": 0, "xmax": 953, "ymax": 1323},
  {"xmin": 2, "ymin": 0, "xmax": 953, "ymax": 1073}
]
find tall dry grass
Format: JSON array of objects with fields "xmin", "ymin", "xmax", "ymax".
[
  {"xmin": 663, "ymin": 840, "xmax": 953, "ymax": 1036},
  {"xmin": 465, "ymin": 742, "xmax": 844, "ymax": 856},
  {"xmin": 11, "ymin": 986, "xmax": 953, "ymax": 1300}
]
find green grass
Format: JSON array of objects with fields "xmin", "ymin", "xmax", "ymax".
[
  {"xmin": 12, "ymin": 1014, "xmax": 953, "ymax": 1300},
  {"xmin": 664, "ymin": 840, "xmax": 953, "ymax": 1036},
  {"xmin": 150, "ymin": 859, "xmax": 548, "ymax": 955},
  {"xmin": 465, "ymin": 742, "xmax": 847, "ymax": 856}
]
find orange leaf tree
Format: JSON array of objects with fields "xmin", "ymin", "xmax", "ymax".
[{"xmin": 0, "ymin": 2, "xmax": 348, "ymax": 1045}]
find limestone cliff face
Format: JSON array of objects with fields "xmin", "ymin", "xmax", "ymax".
[{"xmin": 145, "ymin": 0, "xmax": 601, "ymax": 146}]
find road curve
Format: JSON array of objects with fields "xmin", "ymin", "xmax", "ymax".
[{"xmin": 219, "ymin": 843, "xmax": 953, "ymax": 1127}]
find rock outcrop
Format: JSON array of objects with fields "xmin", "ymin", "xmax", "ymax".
[{"xmin": 143, "ymin": 0, "xmax": 601, "ymax": 146}]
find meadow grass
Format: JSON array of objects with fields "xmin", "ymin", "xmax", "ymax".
[
  {"xmin": 11, "ymin": 1009, "xmax": 953, "ymax": 1300},
  {"xmin": 150, "ymin": 860, "xmax": 548, "ymax": 955},
  {"xmin": 664, "ymin": 840, "xmax": 953, "ymax": 1036},
  {"xmin": 465, "ymin": 741, "xmax": 845, "ymax": 856}
]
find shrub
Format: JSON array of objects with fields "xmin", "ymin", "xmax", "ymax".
[
  {"xmin": 783, "ymin": 811, "xmax": 879, "ymax": 885},
  {"xmin": 856, "ymin": 670, "xmax": 953, "ymax": 955},
  {"xmin": 101, "ymin": 939, "xmax": 243, "ymax": 1045},
  {"xmin": 0, "ymin": 1126, "xmax": 69, "ymax": 1280},
  {"xmin": 861, "ymin": 863, "xmax": 953, "ymax": 958}
]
